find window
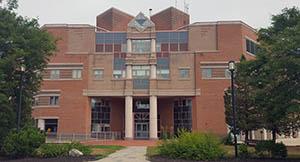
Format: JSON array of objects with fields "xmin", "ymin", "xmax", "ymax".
[
  {"xmin": 179, "ymin": 69, "xmax": 190, "ymax": 78},
  {"xmin": 72, "ymin": 69, "xmax": 82, "ymax": 79},
  {"xmin": 121, "ymin": 44, "xmax": 127, "ymax": 52},
  {"xmin": 174, "ymin": 99, "xmax": 192, "ymax": 134},
  {"xmin": 157, "ymin": 58, "xmax": 169, "ymax": 79},
  {"xmin": 113, "ymin": 70, "xmax": 125, "ymax": 79},
  {"xmin": 132, "ymin": 66, "xmax": 150, "ymax": 78},
  {"xmin": 50, "ymin": 70, "xmax": 60, "ymax": 79},
  {"xmin": 91, "ymin": 98, "xmax": 111, "ymax": 132},
  {"xmin": 202, "ymin": 68, "xmax": 212, "ymax": 78},
  {"xmin": 45, "ymin": 119, "xmax": 58, "ymax": 133},
  {"xmin": 156, "ymin": 44, "xmax": 161, "ymax": 52},
  {"xmin": 49, "ymin": 96, "xmax": 59, "ymax": 105},
  {"xmin": 132, "ymin": 40, "xmax": 151, "ymax": 53},
  {"xmin": 157, "ymin": 69, "xmax": 169, "ymax": 79},
  {"xmin": 246, "ymin": 39, "xmax": 258, "ymax": 55},
  {"xmin": 135, "ymin": 100, "xmax": 150, "ymax": 109},
  {"xmin": 94, "ymin": 69, "xmax": 104, "ymax": 80}
]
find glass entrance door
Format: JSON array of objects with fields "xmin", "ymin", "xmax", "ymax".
[
  {"xmin": 135, "ymin": 123, "xmax": 149, "ymax": 139},
  {"xmin": 134, "ymin": 112, "xmax": 149, "ymax": 139}
]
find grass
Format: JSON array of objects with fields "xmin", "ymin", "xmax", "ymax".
[
  {"xmin": 147, "ymin": 145, "xmax": 300, "ymax": 159},
  {"xmin": 89, "ymin": 145, "xmax": 125, "ymax": 160}
]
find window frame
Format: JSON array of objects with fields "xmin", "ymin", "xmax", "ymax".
[
  {"xmin": 50, "ymin": 69, "xmax": 60, "ymax": 80},
  {"xmin": 93, "ymin": 69, "xmax": 104, "ymax": 80},
  {"xmin": 49, "ymin": 96, "xmax": 59, "ymax": 106},
  {"xmin": 72, "ymin": 69, "xmax": 82, "ymax": 79},
  {"xmin": 179, "ymin": 68, "xmax": 190, "ymax": 79}
]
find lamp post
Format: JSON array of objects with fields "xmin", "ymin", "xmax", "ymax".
[
  {"xmin": 228, "ymin": 60, "xmax": 238, "ymax": 158},
  {"xmin": 17, "ymin": 65, "xmax": 25, "ymax": 131}
]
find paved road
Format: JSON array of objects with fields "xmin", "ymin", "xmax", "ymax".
[{"xmin": 93, "ymin": 146, "xmax": 149, "ymax": 162}]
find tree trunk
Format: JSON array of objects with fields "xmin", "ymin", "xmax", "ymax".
[
  {"xmin": 272, "ymin": 129, "xmax": 277, "ymax": 143},
  {"xmin": 245, "ymin": 130, "xmax": 249, "ymax": 144}
]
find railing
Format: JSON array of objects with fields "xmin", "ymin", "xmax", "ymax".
[{"xmin": 46, "ymin": 131, "xmax": 123, "ymax": 143}]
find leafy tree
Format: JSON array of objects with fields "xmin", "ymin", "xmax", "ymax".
[
  {"xmin": 254, "ymin": 7, "xmax": 300, "ymax": 142},
  {"xmin": 0, "ymin": 0, "xmax": 56, "ymax": 148},
  {"xmin": 225, "ymin": 56, "xmax": 262, "ymax": 142}
]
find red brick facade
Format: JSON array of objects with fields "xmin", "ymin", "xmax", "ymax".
[{"xmin": 32, "ymin": 7, "xmax": 257, "ymax": 139}]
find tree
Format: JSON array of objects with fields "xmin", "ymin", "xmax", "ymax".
[
  {"xmin": 225, "ymin": 56, "xmax": 262, "ymax": 142},
  {"xmin": 254, "ymin": 7, "xmax": 300, "ymax": 142},
  {"xmin": 0, "ymin": 1, "xmax": 56, "ymax": 148},
  {"xmin": 225, "ymin": 7, "xmax": 300, "ymax": 143}
]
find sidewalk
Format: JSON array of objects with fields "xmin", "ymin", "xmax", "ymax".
[
  {"xmin": 92, "ymin": 146, "xmax": 149, "ymax": 162},
  {"xmin": 83, "ymin": 140, "xmax": 159, "ymax": 147}
]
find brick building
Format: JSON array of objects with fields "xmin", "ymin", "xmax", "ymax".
[{"xmin": 32, "ymin": 7, "xmax": 258, "ymax": 140}]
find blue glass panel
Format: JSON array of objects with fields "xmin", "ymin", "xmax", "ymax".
[
  {"xmin": 157, "ymin": 58, "xmax": 169, "ymax": 69},
  {"xmin": 179, "ymin": 31, "xmax": 188, "ymax": 43},
  {"xmin": 96, "ymin": 33, "xmax": 105, "ymax": 44},
  {"xmin": 114, "ymin": 33, "xmax": 127, "ymax": 44},
  {"xmin": 156, "ymin": 32, "xmax": 170, "ymax": 43},
  {"xmin": 169, "ymin": 32, "xmax": 179, "ymax": 43},
  {"xmin": 113, "ymin": 58, "xmax": 125, "ymax": 70},
  {"xmin": 104, "ymin": 33, "xmax": 114, "ymax": 44}
]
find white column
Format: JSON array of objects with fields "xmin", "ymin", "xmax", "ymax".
[
  {"xmin": 298, "ymin": 131, "xmax": 300, "ymax": 138},
  {"xmin": 151, "ymin": 39, "xmax": 156, "ymax": 53},
  {"xmin": 38, "ymin": 119, "xmax": 45, "ymax": 131},
  {"xmin": 150, "ymin": 64, "xmax": 157, "ymax": 79},
  {"xmin": 251, "ymin": 130, "xmax": 255, "ymax": 140},
  {"xmin": 150, "ymin": 95, "xmax": 158, "ymax": 139},
  {"xmin": 125, "ymin": 96, "xmax": 133, "ymax": 139},
  {"xmin": 263, "ymin": 129, "xmax": 267, "ymax": 140},
  {"xmin": 126, "ymin": 65, "xmax": 132, "ymax": 79},
  {"xmin": 127, "ymin": 39, "xmax": 132, "ymax": 53}
]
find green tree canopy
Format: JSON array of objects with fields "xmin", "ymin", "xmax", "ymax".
[
  {"xmin": 225, "ymin": 7, "xmax": 300, "ymax": 143},
  {"xmin": 0, "ymin": 1, "xmax": 56, "ymax": 147}
]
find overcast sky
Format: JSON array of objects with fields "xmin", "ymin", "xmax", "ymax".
[{"xmin": 15, "ymin": 0, "xmax": 300, "ymax": 29}]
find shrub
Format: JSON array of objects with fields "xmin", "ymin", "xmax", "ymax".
[
  {"xmin": 34, "ymin": 142, "xmax": 92, "ymax": 158},
  {"xmin": 271, "ymin": 143, "xmax": 287, "ymax": 158},
  {"xmin": 1, "ymin": 126, "xmax": 45, "ymax": 157},
  {"xmin": 158, "ymin": 131, "xmax": 225, "ymax": 160},
  {"xmin": 238, "ymin": 144, "xmax": 249, "ymax": 158},
  {"xmin": 222, "ymin": 133, "xmax": 233, "ymax": 145},
  {"xmin": 255, "ymin": 140, "xmax": 287, "ymax": 158}
]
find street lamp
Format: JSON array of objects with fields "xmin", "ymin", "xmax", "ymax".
[
  {"xmin": 228, "ymin": 60, "xmax": 238, "ymax": 158},
  {"xmin": 17, "ymin": 64, "xmax": 25, "ymax": 131}
]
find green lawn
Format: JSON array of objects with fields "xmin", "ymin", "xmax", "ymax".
[
  {"xmin": 89, "ymin": 145, "xmax": 125, "ymax": 159},
  {"xmin": 147, "ymin": 145, "xmax": 300, "ymax": 159}
]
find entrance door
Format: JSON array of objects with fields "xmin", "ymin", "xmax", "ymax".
[
  {"xmin": 135, "ymin": 122, "xmax": 149, "ymax": 139},
  {"xmin": 134, "ymin": 112, "xmax": 149, "ymax": 139}
]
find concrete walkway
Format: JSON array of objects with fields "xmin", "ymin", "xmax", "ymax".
[{"xmin": 93, "ymin": 146, "xmax": 149, "ymax": 162}]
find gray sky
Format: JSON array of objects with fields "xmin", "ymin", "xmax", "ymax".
[{"xmin": 16, "ymin": 0, "xmax": 300, "ymax": 29}]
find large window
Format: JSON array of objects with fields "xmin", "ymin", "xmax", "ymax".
[
  {"xmin": 174, "ymin": 99, "xmax": 192, "ymax": 133},
  {"xmin": 95, "ymin": 32, "xmax": 127, "ymax": 52},
  {"xmin": 157, "ymin": 58, "xmax": 170, "ymax": 79},
  {"xmin": 113, "ymin": 57, "xmax": 126, "ymax": 79},
  {"xmin": 72, "ymin": 69, "xmax": 82, "ymax": 79},
  {"xmin": 49, "ymin": 96, "xmax": 59, "ymax": 105},
  {"xmin": 246, "ymin": 38, "xmax": 258, "ymax": 55},
  {"xmin": 45, "ymin": 119, "xmax": 58, "ymax": 133},
  {"xmin": 132, "ymin": 40, "xmax": 151, "ymax": 53},
  {"xmin": 50, "ymin": 70, "xmax": 60, "ymax": 79},
  {"xmin": 91, "ymin": 98, "xmax": 111, "ymax": 132},
  {"xmin": 132, "ymin": 66, "xmax": 150, "ymax": 78},
  {"xmin": 156, "ymin": 31, "xmax": 188, "ymax": 52}
]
